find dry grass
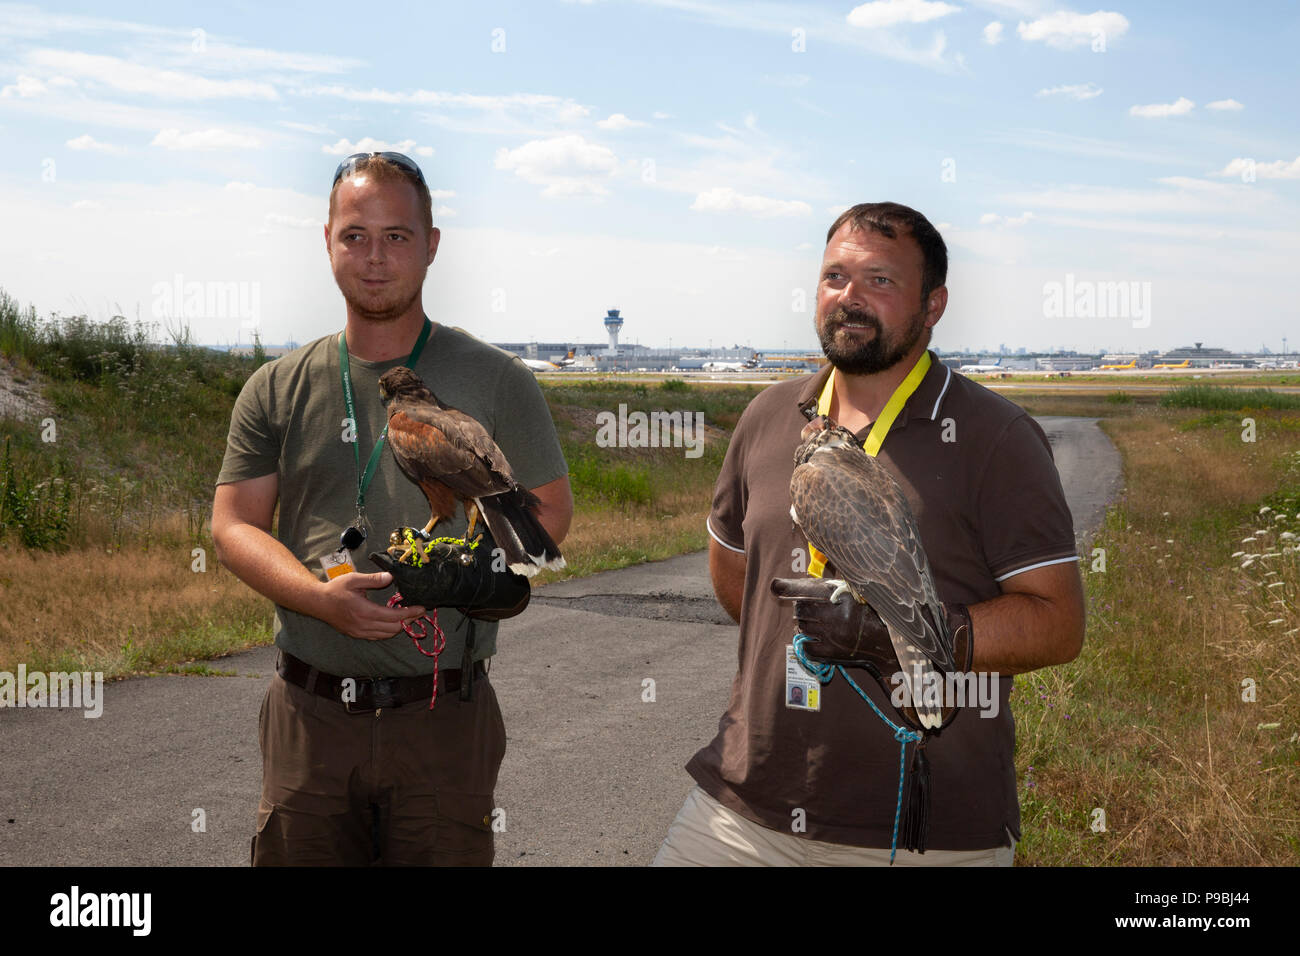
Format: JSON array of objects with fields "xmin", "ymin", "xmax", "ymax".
[
  {"xmin": 0, "ymin": 514, "xmax": 270, "ymax": 676},
  {"xmin": 1014, "ymin": 404, "xmax": 1300, "ymax": 865}
]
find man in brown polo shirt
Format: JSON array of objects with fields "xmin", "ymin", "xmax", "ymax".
[{"xmin": 653, "ymin": 202, "xmax": 1085, "ymax": 865}]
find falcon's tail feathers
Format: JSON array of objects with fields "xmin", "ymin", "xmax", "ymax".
[{"xmin": 477, "ymin": 489, "xmax": 565, "ymax": 578}]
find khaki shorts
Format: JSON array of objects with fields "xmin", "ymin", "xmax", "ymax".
[
  {"xmin": 252, "ymin": 670, "xmax": 506, "ymax": 866},
  {"xmin": 652, "ymin": 786, "xmax": 1015, "ymax": 867}
]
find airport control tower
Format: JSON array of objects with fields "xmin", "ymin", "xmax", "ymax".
[{"xmin": 604, "ymin": 308, "xmax": 624, "ymax": 354}]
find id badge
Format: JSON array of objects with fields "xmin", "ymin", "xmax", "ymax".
[
  {"xmin": 320, "ymin": 547, "xmax": 356, "ymax": 580},
  {"xmin": 785, "ymin": 644, "xmax": 821, "ymax": 711}
]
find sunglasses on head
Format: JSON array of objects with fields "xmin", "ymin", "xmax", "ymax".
[{"xmin": 331, "ymin": 151, "xmax": 427, "ymax": 187}]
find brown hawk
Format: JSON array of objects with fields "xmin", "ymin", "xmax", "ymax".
[
  {"xmin": 377, "ymin": 366, "xmax": 564, "ymax": 577},
  {"xmin": 789, "ymin": 417, "xmax": 955, "ymax": 729}
]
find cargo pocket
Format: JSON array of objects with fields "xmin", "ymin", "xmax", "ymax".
[
  {"xmin": 251, "ymin": 802, "xmax": 284, "ymax": 867},
  {"xmin": 433, "ymin": 791, "xmax": 496, "ymax": 867},
  {"xmin": 251, "ymin": 802, "xmax": 368, "ymax": 866}
]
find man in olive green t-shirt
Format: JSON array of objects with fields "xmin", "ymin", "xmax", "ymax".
[{"xmin": 212, "ymin": 152, "xmax": 572, "ymax": 866}]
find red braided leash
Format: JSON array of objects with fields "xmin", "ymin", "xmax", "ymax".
[{"xmin": 387, "ymin": 592, "xmax": 446, "ymax": 709}]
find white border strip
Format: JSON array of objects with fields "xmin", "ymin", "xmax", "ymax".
[
  {"xmin": 929, "ymin": 365, "xmax": 952, "ymax": 421},
  {"xmin": 995, "ymin": 554, "xmax": 1078, "ymax": 582},
  {"xmin": 706, "ymin": 518, "xmax": 745, "ymax": 554}
]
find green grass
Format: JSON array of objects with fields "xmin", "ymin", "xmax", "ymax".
[
  {"xmin": 1160, "ymin": 384, "xmax": 1300, "ymax": 410},
  {"xmin": 0, "ymin": 287, "xmax": 263, "ymax": 551}
]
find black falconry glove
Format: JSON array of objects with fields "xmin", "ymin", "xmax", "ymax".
[
  {"xmin": 770, "ymin": 576, "xmax": 974, "ymax": 732},
  {"xmin": 369, "ymin": 527, "xmax": 531, "ymax": 622}
]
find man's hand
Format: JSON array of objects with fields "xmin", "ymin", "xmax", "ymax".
[
  {"xmin": 770, "ymin": 577, "xmax": 897, "ymax": 672},
  {"xmin": 314, "ymin": 570, "xmax": 426, "ymax": 641},
  {"xmin": 369, "ymin": 533, "xmax": 531, "ymax": 622}
]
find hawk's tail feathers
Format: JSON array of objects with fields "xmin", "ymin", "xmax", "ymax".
[{"xmin": 477, "ymin": 490, "xmax": 565, "ymax": 578}]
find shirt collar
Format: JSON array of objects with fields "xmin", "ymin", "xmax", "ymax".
[{"xmin": 795, "ymin": 349, "xmax": 954, "ymax": 432}]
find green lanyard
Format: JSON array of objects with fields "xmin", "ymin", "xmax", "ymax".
[{"xmin": 338, "ymin": 317, "xmax": 433, "ymax": 517}]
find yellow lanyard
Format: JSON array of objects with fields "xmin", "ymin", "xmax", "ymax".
[{"xmin": 806, "ymin": 351, "xmax": 931, "ymax": 577}]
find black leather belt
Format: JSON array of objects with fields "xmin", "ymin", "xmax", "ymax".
[{"xmin": 276, "ymin": 651, "xmax": 486, "ymax": 712}]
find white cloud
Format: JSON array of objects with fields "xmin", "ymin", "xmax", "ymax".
[
  {"xmin": 1036, "ymin": 82, "xmax": 1102, "ymax": 100},
  {"xmin": 652, "ymin": 110, "xmax": 673, "ymax": 120},
  {"xmin": 65, "ymin": 133, "xmax": 125, "ymax": 153},
  {"xmin": 429, "ymin": 189, "xmax": 456, "ymax": 200},
  {"xmin": 414, "ymin": 146, "xmax": 434, "ymax": 157},
  {"xmin": 1129, "ymin": 97, "xmax": 1194, "ymax": 118},
  {"xmin": 597, "ymin": 112, "xmax": 647, "ymax": 130},
  {"xmin": 986, "ymin": 128, "xmax": 1196, "ymax": 167},
  {"xmin": 302, "ymin": 84, "xmax": 590, "ymax": 121},
  {"xmin": 24, "ymin": 49, "xmax": 279, "ymax": 100},
  {"xmin": 494, "ymin": 134, "xmax": 618, "ymax": 198},
  {"xmin": 625, "ymin": 0, "xmax": 959, "ymax": 71},
  {"xmin": 1206, "ymin": 98, "xmax": 1244, "ymax": 111},
  {"xmin": 434, "ymin": 205, "xmax": 456, "ymax": 218},
  {"xmin": 151, "ymin": 128, "xmax": 261, "ymax": 150},
  {"xmin": 691, "ymin": 187, "xmax": 811, "ymax": 218},
  {"xmin": 321, "ymin": 137, "xmax": 420, "ymax": 156},
  {"xmin": 847, "ymin": 0, "xmax": 960, "ymax": 28},
  {"xmin": 71, "ymin": 199, "xmax": 101, "ymax": 209},
  {"xmin": 983, "ymin": 22, "xmax": 1004, "ymax": 44},
  {"xmin": 1016, "ymin": 11, "xmax": 1129, "ymax": 49},
  {"xmin": 0, "ymin": 74, "xmax": 46, "ymax": 97},
  {"xmin": 264, "ymin": 213, "xmax": 320, "ymax": 229},
  {"xmin": 997, "ymin": 180, "xmax": 1270, "ymax": 216},
  {"xmin": 979, "ymin": 211, "xmax": 1035, "ymax": 226},
  {"xmin": 1216, "ymin": 157, "xmax": 1300, "ymax": 181},
  {"xmin": 225, "ymin": 181, "xmax": 257, "ymax": 192}
]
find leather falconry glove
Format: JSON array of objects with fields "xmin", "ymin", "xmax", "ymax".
[
  {"xmin": 369, "ymin": 528, "xmax": 531, "ymax": 622},
  {"xmin": 770, "ymin": 576, "xmax": 974, "ymax": 731}
]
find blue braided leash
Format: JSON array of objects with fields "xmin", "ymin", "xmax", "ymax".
[{"xmin": 793, "ymin": 634, "xmax": 922, "ymax": 864}]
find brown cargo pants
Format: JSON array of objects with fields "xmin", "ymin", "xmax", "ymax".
[{"xmin": 251, "ymin": 665, "xmax": 507, "ymax": 866}]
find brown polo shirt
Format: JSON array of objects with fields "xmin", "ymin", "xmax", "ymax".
[{"xmin": 687, "ymin": 350, "xmax": 1078, "ymax": 850}]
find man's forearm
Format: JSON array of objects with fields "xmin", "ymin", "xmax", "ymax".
[
  {"xmin": 215, "ymin": 524, "xmax": 326, "ymax": 621},
  {"xmin": 966, "ymin": 592, "xmax": 1084, "ymax": 675}
]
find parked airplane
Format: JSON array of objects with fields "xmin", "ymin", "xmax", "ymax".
[
  {"xmin": 1154, "ymin": 359, "xmax": 1190, "ymax": 369},
  {"xmin": 959, "ymin": 359, "xmax": 1004, "ymax": 373},
  {"xmin": 703, "ymin": 357, "xmax": 760, "ymax": 371},
  {"xmin": 521, "ymin": 358, "xmax": 560, "ymax": 372},
  {"xmin": 1099, "ymin": 360, "xmax": 1137, "ymax": 370}
]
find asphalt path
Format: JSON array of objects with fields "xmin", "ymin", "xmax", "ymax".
[{"xmin": 0, "ymin": 416, "xmax": 1120, "ymax": 867}]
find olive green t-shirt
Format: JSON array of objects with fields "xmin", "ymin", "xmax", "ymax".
[{"xmin": 215, "ymin": 322, "xmax": 568, "ymax": 677}]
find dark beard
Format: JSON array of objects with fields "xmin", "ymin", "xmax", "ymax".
[{"xmin": 817, "ymin": 305, "xmax": 924, "ymax": 375}]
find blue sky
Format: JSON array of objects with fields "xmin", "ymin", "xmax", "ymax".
[{"xmin": 1, "ymin": 0, "xmax": 1297, "ymax": 355}]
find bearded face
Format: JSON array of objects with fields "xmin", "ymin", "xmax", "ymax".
[{"xmin": 816, "ymin": 300, "xmax": 928, "ymax": 376}]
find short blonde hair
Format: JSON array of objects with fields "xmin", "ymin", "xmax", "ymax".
[{"xmin": 328, "ymin": 155, "xmax": 433, "ymax": 235}]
